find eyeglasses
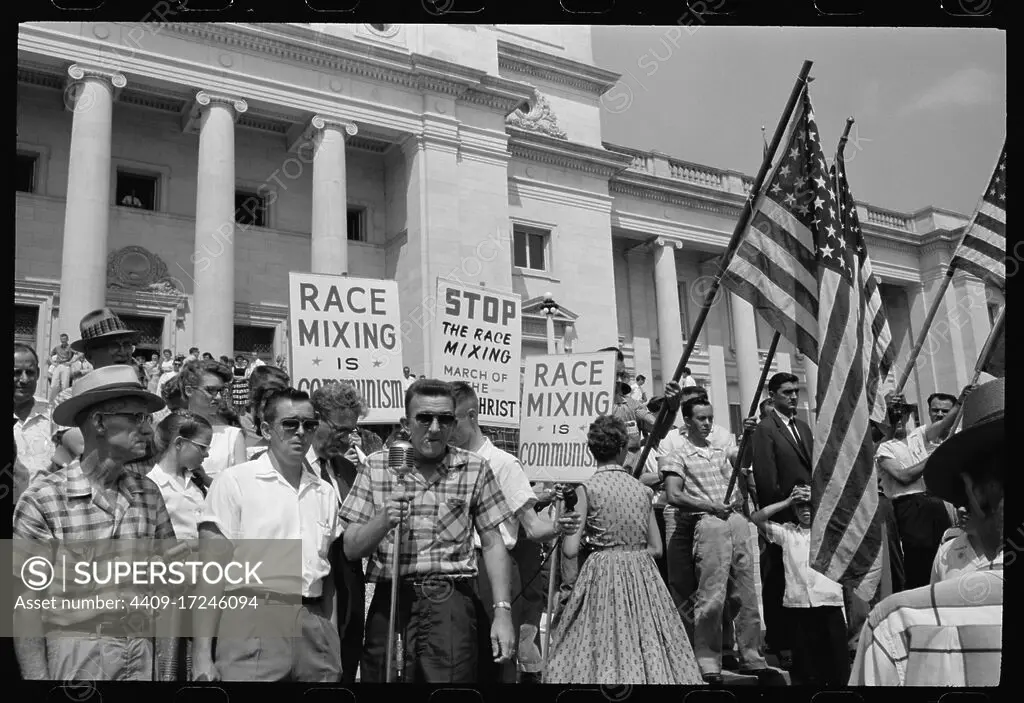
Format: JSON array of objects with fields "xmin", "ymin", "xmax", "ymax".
[
  {"xmin": 322, "ymin": 417, "xmax": 358, "ymax": 436},
  {"xmin": 96, "ymin": 412, "xmax": 154, "ymax": 426},
  {"xmin": 413, "ymin": 413, "xmax": 456, "ymax": 428},
  {"xmin": 106, "ymin": 341, "xmax": 136, "ymax": 353},
  {"xmin": 183, "ymin": 437, "xmax": 211, "ymax": 456},
  {"xmin": 196, "ymin": 385, "xmax": 227, "ymax": 399},
  {"xmin": 279, "ymin": 418, "xmax": 320, "ymax": 434}
]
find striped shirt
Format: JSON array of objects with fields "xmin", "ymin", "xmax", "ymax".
[
  {"xmin": 850, "ymin": 562, "xmax": 1003, "ymax": 686},
  {"xmin": 657, "ymin": 434, "xmax": 733, "ymax": 509},
  {"xmin": 13, "ymin": 459, "xmax": 175, "ymax": 627},
  {"xmin": 338, "ymin": 446, "xmax": 514, "ymax": 584}
]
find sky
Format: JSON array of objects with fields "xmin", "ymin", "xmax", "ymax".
[{"xmin": 591, "ymin": 26, "xmax": 1005, "ymax": 216}]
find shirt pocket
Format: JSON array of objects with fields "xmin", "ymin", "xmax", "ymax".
[{"xmin": 435, "ymin": 497, "xmax": 471, "ymax": 544}]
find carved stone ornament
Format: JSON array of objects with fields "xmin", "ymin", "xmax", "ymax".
[
  {"xmin": 107, "ymin": 246, "xmax": 186, "ymax": 296},
  {"xmin": 506, "ymin": 92, "xmax": 568, "ymax": 140}
]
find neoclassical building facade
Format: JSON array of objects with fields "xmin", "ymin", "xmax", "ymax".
[{"xmin": 15, "ymin": 22, "xmax": 1001, "ymax": 432}]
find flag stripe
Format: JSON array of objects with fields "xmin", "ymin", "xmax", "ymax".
[
  {"xmin": 720, "ymin": 270, "xmax": 820, "ymax": 360},
  {"xmin": 733, "ymin": 238, "xmax": 820, "ymax": 316},
  {"xmin": 721, "ymin": 260, "xmax": 819, "ymax": 340},
  {"xmin": 950, "ymin": 144, "xmax": 1006, "ymax": 291}
]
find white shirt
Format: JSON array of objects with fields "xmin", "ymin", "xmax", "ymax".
[
  {"xmin": 761, "ymin": 521, "xmax": 845, "ymax": 608},
  {"xmin": 472, "ymin": 438, "xmax": 535, "ymax": 551},
  {"xmin": 931, "ymin": 531, "xmax": 1004, "ymax": 585},
  {"xmin": 147, "ymin": 458, "xmax": 206, "ymax": 540},
  {"xmin": 14, "ymin": 398, "xmax": 55, "ymax": 483},
  {"xmin": 681, "ymin": 376, "xmax": 697, "ymax": 388},
  {"xmin": 204, "ymin": 425, "xmax": 244, "ymax": 477},
  {"xmin": 875, "ymin": 426, "xmax": 934, "ymax": 500},
  {"xmin": 200, "ymin": 452, "xmax": 343, "ymax": 598}
]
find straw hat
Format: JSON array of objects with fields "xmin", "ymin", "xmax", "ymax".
[
  {"xmin": 53, "ymin": 365, "xmax": 165, "ymax": 427},
  {"xmin": 70, "ymin": 308, "xmax": 138, "ymax": 353},
  {"xmin": 923, "ymin": 377, "xmax": 1004, "ymax": 507}
]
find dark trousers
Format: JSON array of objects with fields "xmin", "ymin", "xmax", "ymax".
[
  {"xmin": 361, "ymin": 577, "xmax": 480, "ymax": 684},
  {"xmin": 475, "ymin": 546, "xmax": 523, "ymax": 683},
  {"xmin": 330, "ymin": 542, "xmax": 366, "ymax": 684},
  {"xmin": 892, "ymin": 492, "xmax": 953, "ymax": 590},
  {"xmin": 786, "ymin": 606, "xmax": 849, "ymax": 686},
  {"xmin": 761, "ymin": 541, "xmax": 790, "ymax": 652}
]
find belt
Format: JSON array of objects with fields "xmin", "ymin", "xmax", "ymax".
[
  {"xmin": 388, "ymin": 574, "xmax": 475, "ymax": 600},
  {"xmin": 51, "ymin": 611, "xmax": 153, "ymax": 639},
  {"xmin": 229, "ymin": 589, "xmax": 323, "ymax": 606}
]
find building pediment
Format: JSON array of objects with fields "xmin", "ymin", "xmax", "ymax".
[
  {"xmin": 521, "ymin": 296, "xmax": 580, "ymax": 322},
  {"xmin": 107, "ymin": 245, "xmax": 186, "ymax": 296},
  {"xmin": 506, "ymin": 92, "xmax": 567, "ymax": 140}
]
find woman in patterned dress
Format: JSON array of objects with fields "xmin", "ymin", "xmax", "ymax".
[{"xmin": 546, "ymin": 415, "xmax": 703, "ymax": 685}]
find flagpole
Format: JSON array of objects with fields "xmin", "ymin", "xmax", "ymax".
[
  {"xmin": 892, "ymin": 143, "xmax": 1006, "ymax": 399},
  {"xmin": 724, "ymin": 330, "xmax": 780, "ymax": 503},
  {"xmin": 945, "ymin": 303, "xmax": 1004, "ymax": 434},
  {"xmin": 631, "ymin": 59, "xmax": 814, "ymax": 479}
]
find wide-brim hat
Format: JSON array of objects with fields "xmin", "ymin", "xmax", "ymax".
[
  {"xmin": 70, "ymin": 307, "xmax": 138, "ymax": 353},
  {"xmin": 923, "ymin": 377, "xmax": 1004, "ymax": 507},
  {"xmin": 53, "ymin": 364, "xmax": 165, "ymax": 427}
]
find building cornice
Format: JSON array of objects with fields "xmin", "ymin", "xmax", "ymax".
[
  {"xmin": 610, "ymin": 177, "xmax": 745, "ymax": 219},
  {"xmin": 509, "ymin": 176, "xmax": 613, "ymax": 214},
  {"xmin": 507, "ymin": 127, "xmax": 633, "ymax": 178},
  {"xmin": 496, "ymin": 39, "xmax": 621, "ymax": 97}
]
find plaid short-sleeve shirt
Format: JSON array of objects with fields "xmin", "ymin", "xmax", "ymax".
[
  {"xmin": 338, "ymin": 446, "xmax": 514, "ymax": 583},
  {"xmin": 658, "ymin": 434, "xmax": 732, "ymax": 508},
  {"xmin": 13, "ymin": 459, "xmax": 176, "ymax": 627}
]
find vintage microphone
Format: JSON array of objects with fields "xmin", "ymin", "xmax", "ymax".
[{"xmin": 385, "ymin": 438, "xmax": 415, "ymax": 683}]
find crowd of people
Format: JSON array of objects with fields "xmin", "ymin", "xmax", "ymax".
[{"xmin": 11, "ymin": 309, "xmax": 1003, "ymax": 686}]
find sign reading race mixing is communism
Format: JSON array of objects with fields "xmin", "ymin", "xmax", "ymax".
[
  {"xmin": 288, "ymin": 272, "xmax": 405, "ymax": 423},
  {"xmin": 433, "ymin": 280, "xmax": 522, "ymax": 428},
  {"xmin": 518, "ymin": 351, "xmax": 617, "ymax": 483}
]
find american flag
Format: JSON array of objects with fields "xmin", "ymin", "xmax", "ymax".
[
  {"xmin": 810, "ymin": 133, "xmax": 898, "ymax": 600},
  {"xmin": 950, "ymin": 144, "xmax": 1006, "ymax": 291},
  {"xmin": 720, "ymin": 88, "xmax": 896, "ymax": 597}
]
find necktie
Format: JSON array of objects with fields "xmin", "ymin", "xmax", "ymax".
[{"xmin": 789, "ymin": 419, "xmax": 802, "ymax": 449}]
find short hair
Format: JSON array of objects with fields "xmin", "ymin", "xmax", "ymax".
[
  {"xmin": 311, "ymin": 380, "xmax": 367, "ymax": 420},
  {"xmin": 681, "ymin": 385, "xmax": 708, "ymax": 401},
  {"xmin": 154, "ymin": 410, "xmax": 213, "ymax": 457},
  {"xmin": 636, "ymin": 374, "xmax": 646, "ymax": 382},
  {"xmin": 599, "ymin": 345, "xmax": 625, "ymax": 363},
  {"xmin": 162, "ymin": 359, "xmax": 233, "ymax": 409},
  {"xmin": 235, "ymin": 354, "xmax": 246, "ymax": 362},
  {"xmin": 682, "ymin": 367, "xmax": 692, "ymax": 375},
  {"xmin": 449, "ymin": 381, "xmax": 478, "ymax": 408},
  {"xmin": 404, "ymin": 378, "xmax": 456, "ymax": 416},
  {"xmin": 587, "ymin": 414, "xmax": 628, "ymax": 462},
  {"xmin": 261, "ymin": 388, "xmax": 312, "ymax": 425},
  {"xmin": 927, "ymin": 392, "xmax": 958, "ymax": 408},
  {"xmin": 248, "ymin": 365, "xmax": 290, "ymax": 426},
  {"xmin": 189, "ymin": 347, "xmax": 200, "ymax": 354},
  {"xmin": 163, "ymin": 348, "xmax": 172, "ymax": 355},
  {"xmin": 768, "ymin": 372, "xmax": 799, "ymax": 394},
  {"xmin": 681, "ymin": 396, "xmax": 713, "ymax": 419},
  {"xmin": 14, "ymin": 342, "xmax": 39, "ymax": 367}
]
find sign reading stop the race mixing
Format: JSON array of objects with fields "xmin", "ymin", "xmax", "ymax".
[
  {"xmin": 433, "ymin": 281, "xmax": 522, "ymax": 428},
  {"xmin": 518, "ymin": 351, "xmax": 617, "ymax": 483},
  {"xmin": 288, "ymin": 272, "xmax": 405, "ymax": 424}
]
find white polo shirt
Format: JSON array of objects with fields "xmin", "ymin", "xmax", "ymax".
[
  {"xmin": 200, "ymin": 451, "xmax": 343, "ymax": 598},
  {"xmin": 13, "ymin": 398, "xmax": 55, "ymax": 483},
  {"xmin": 762, "ymin": 521, "xmax": 844, "ymax": 608},
  {"xmin": 148, "ymin": 458, "xmax": 206, "ymax": 540},
  {"xmin": 472, "ymin": 438, "xmax": 535, "ymax": 551}
]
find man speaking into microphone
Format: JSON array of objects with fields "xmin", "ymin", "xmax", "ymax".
[{"xmin": 339, "ymin": 379, "xmax": 518, "ymax": 683}]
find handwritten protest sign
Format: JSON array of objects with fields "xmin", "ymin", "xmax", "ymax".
[
  {"xmin": 433, "ymin": 281, "xmax": 522, "ymax": 428},
  {"xmin": 288, "ymin": 272, "xmax": 404, "ymax": 424},
  {"xmin": 518, "ymin": 351, "xmax": 617, "ymax": 483}
]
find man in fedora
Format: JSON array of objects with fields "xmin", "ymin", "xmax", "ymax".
[
  {"xmin": 13, "ymin": 365, "xmax": 176, "ymax": 681},
  {"xmin": 850, "ymin": 378, "xmax": 1003, "ymax": 686},
  {"xmin": 72, "ymin": 307, "xmax": 139, "ymax": 369}
]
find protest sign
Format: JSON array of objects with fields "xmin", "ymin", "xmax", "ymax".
[
  {"xmin": 518, "ymin": 351, "xmax": 617, "ymax": 483},
  {"xmin": 288, "ymin": 272, "xmax": 404, "ymax": 424},
  {"xmin": 433, "ymin": 280, "xmax": 522, "ymax": 428}
]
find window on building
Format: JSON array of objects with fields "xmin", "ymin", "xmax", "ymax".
[
  {"xmin": 116, "ymin": 170, "xmax": 159, "ymax": 211},
  {"xmin": 513, "ymin": 224, "xmax": 548, "ymax": 271},
  {"xmin": 234, "ymin": 325, "xmax": 275, "ymax": 362},
  {"xmin": 14, "ymin": 305, "xmax": 39, "ymax": 350},
  {"xmin": 16, "ymin": 152, "xmax": 39, "ymax": 193},
  {"xmin": 117, "ymin": 315, "xmax": 164, "ymax": 357},
  {"xmin": 235, "ymin": 191, "xmax": 268, "ymax": 228},
  {"xmin": 347, "ymin": 208, "xmax": 366, "ymax": 242},
  {"xmin": 728, "ymin": 403, "xmax": 743, "ymax": 440}
]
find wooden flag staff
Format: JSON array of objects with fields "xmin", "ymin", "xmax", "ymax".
[
  {"xmin": 945, "ymin": 303, "xmax": 1004, "ymax": 435},
  {"xmin": 631, "ymin": 59, "xmax": 814, "ymax": 480}
]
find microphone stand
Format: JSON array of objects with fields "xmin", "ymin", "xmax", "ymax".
[{"xmin": 385, "ymin": 469, "xmax": 406, "ymax": 683}]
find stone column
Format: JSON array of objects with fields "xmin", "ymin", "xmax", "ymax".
[
  {"xmin": 191, "ymin": 91, "xmax": 247, "ymax": 358},
  {"xmin": 729, "ymin": 293, "xmax": 762, "ymax": 415},
  {"xmin": 652, "ymin": 237, "xmax": 684, "ymax": 387},
  {"xmin": 57, "ymin": 64, "xmax": 126, "ymax": 338},
  {"xmin": 309, "ymin": 115, "xmax": 358, "ymax": 275}
]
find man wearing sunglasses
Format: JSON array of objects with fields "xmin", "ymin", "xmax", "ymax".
[
  {"xmin": 193, "ymin": 387, "xmax": 344, "ymax": 682},
  {"xmin": 340, "ymin": 378, "xmax": 518, "ymax": 683},
  {"xmin": 14, "ymin": 364, "xmax": 174, "ymax": 681}
]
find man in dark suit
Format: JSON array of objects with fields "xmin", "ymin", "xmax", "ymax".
[{"xmin": 751, "ymin": 372, "xmax": 813, "ymax": 666}]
